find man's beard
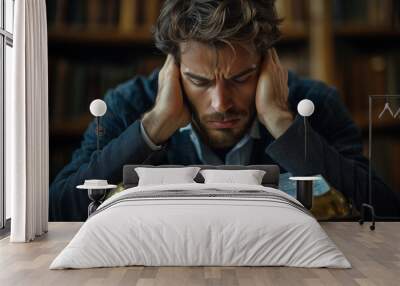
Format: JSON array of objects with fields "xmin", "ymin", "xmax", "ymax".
[{"xmin": 190, "ymin": 107, "xmax": 255, "ymax": 149}]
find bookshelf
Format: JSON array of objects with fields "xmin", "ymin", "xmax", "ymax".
[
  {"xmin": 48, "ymin": 29, "xmax": 154, "ymax": 45},
  {"xmin": 335, "ymin": 26, "xmax": 400, "ymax": 39},
  {"xmin": 47, "ymin": 0, "xmax": 400, "ymax": 187},
  {"xmin": 48, "ymin": 26, "xmax": 308, "ymax": 46}
]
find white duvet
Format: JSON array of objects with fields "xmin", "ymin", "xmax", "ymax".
[{"xmin": 50, "ymin": 183, "xmax": 351, "ymax": 269}]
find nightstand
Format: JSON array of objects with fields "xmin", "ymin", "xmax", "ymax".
[
  {"xmin": 77, "ymin": 180, "xmax": 116, "ymax": 216},
  {"xmin": 289, "ymin": 176, "xmax": 321, "ymax": 210}
]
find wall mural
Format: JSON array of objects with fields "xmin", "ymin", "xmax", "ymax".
[{"xmin": 46, "ymin": 0, "xmax": 400, "ymax": 222}]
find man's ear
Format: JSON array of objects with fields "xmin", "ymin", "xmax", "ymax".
[
  {"xmin": 260, "ymin": 49, "xmax": 269, "ymax": 64},
  {"xmin": 256, "ymin": 53, "xmax": 265, "ymax": 77},
  {"xmin": 179, "ymin": 76, "xmax": 193, "ymax": 112},
  {"xmin": 172, "ymin": 52, "xmax": 181, "ymax": 67},
  {"xmin": 257, "ymin": 48, "xmax": 271, "ymax": 73}
]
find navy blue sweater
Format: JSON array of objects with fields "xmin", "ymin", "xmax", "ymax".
[{"xmin": 49, "ymin": 69, "xmax": 400, "ymax": 221}]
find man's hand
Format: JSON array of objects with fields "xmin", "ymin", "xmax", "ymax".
[
  {"xmin": 256, "ymin": 48, "xmax": 294, "ymax": 139},
  {"xmin": 142, "ymin": 54, "xmax": 191, "ymax": 145}
]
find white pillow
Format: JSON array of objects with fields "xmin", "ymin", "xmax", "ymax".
[
  {"xmin": 200, "ymin": 169, "xmax": 266, "ymax": 185},
  {"xmin": 135, "ymin": 167, "xmax": 201, "ymax": 186}
]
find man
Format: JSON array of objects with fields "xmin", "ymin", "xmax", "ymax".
[{"xmin": 50, "ymin": 0, "xmax": 400, "ymax": 221}]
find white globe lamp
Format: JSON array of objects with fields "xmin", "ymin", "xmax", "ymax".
[
  {"xmin": 90, "ymin": 99, "xmax": 107, "ymax": 117},
  {"xmin": 89, "ymin": 99, "xmax": 107, "ymax": 152},
  {"xmin": 297, "ymin": 99, "xmax": 315, "ymax": 161},
  {"xmin": 290, "ymin": 99, "xmax": 317, "ymax": 210},
  {"xmin": 297, "ymin": 99, "xmax": 315, "ymax": 117}
]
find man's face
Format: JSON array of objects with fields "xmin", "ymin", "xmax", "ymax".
[{"xmin": 179, "ymin": 41, "xmax": 261, "ymax": 149}]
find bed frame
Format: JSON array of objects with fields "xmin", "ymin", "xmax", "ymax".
[{"xmin": 123, "ymin": 164, "xmax": 280, "ymax": 189}]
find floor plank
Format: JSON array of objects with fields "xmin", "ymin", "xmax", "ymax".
[{"xmin": 0, "ymin": 222, "xmax": 399, "ymax": 286}]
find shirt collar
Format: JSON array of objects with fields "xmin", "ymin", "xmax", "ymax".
[{"xmin": 179, "ymin": 118, "xmax": 261, "ymax": 140}]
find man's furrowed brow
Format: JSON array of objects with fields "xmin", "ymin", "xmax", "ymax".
[
  {"xmin": 183, "ymin": 72, "xmax": 212, "ymax": 81},
  {"xmin": 230, "ymin": 65, "xmax": 258, "ymax": 79},
  {"xmin": 183, "ymin": 65, "xmax": 258, "ymax": 81}
]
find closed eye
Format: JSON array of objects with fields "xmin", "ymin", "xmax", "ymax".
[
  {"xmin": 231, "ymin": 68, "xmax": 258, "ymax": 84},
  {"xmin": 232, "ymin": 74, "xmax": 251, "ymax": 84},
  {"xmin": 190, "ymin": 78, "xmax": 211, "ymax": 87}
]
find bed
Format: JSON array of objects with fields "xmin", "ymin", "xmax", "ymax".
[{"xmin": 50, "ymin": 165, "xmax": 350, "ymax": 269}]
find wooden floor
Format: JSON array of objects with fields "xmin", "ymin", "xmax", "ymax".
[{"xmin": 0, "ymin": 222, "xmax": 399, "ymax": 286}]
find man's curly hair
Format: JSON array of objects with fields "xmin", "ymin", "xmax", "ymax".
[{"xmin": 153, "ymin": 0, "xmax": 282, "ymax": 62}]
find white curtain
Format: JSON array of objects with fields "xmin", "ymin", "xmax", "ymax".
[{"xmin": 7, "ymin": 0, "xmax": 49, "ymax": 242}]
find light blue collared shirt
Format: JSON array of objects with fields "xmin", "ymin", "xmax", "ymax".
[
  {"xmin": 179, "ymin": 121, "xmax": 330, "ymax": 197},
  {"xmin": 179, "ymin": 120, "xmax": 260, "ymax": 165}
]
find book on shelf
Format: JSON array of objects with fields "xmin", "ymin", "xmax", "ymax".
[
  {"xmin": 65, "ymin": 0, "xmax": 87, "ymax": 28},
  {"xmin": 146, "ymin": 0, "xmax": 161, "ymax": 29},
  {"xmin": 87, "ymin": 0, "xmax": 102, "ymax": 29},
  {"xmin": 53, "ymin": 0, "xmax": 67, "ymax": 29},
  {"xmin": 119, "ymin": 0, "xmax": 138, "ymax": 32}
]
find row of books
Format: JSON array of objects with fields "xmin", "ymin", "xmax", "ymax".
[
  {"xmin": 342, "ymin": 53, "xmax": 400, "ymax": 116},
  {"xmin": 46, "ymin": 0, "xmax": 400, "ymax": 33},
  {"xmin": 48, "ymin": 57, "xmax": 163, "ymax": 122},
  {"xmin": 333, "ymin": 0, "xmax": 400, "ymax": 27},
  {"xmin": 46, "ymin": 0, "xmax": 310, "ymax": 32},
  {"xmin": 45, "ymin": 0, "xmax": 309, "ymax": 30},
  {"xmin": 46, "ymin": 0, "xmax": 162, "ymax": 31}
]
